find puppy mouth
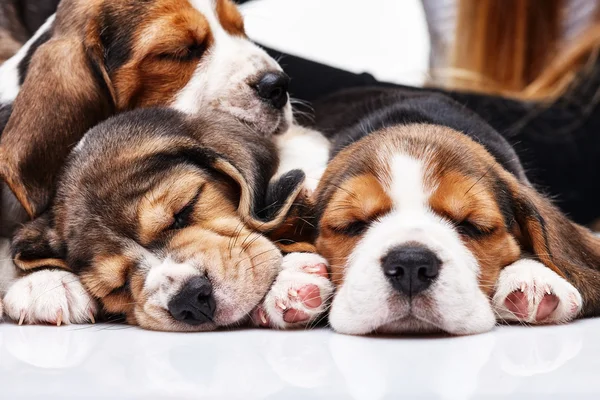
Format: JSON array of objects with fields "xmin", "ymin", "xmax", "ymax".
[
  {"xmin": 377, "ymin": 298, "xmax": 447, "ymax": 335},
  {"xmin": 236, "ymin": 113, "xmax": 286, "ymax": 136},
  {"xmin": 217, "ymin": 97, "xmax": 291, "ymax": 136}
]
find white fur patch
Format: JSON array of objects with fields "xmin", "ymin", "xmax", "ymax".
[
  {"xmin": 274, "ymin": 125, "xmax": 330, "ymax": 193},
  {"xmin": 3, "ymin": 270, "xmax": 98, "ymax": 325},
  {"xmin": 329, "ymin": 153, "xmax": 496, "ymax": 335},
  {"xmin": 493, "ymin": 259, "xmax": 583, "ymax": 324},
  {"xmin": 0, "ymin": 14, "xmax": 55, "ymax": 103},
  {"xmin": 172, "ymin": 0, "xmax": 291, "ymax": 134},
  {"xmin": 144, "ymin": 257, "xmax": 199, "ymax": 310}
]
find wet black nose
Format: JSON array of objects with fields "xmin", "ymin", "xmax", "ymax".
[
  {"xmin": 381, "ymin": 245, "xmax": 441, "ymax": 296},
  {"xmin": 254, "ymin": 71, "xmax": 290, "ymax": 109},
  {"xmin": 168, "ymin": 276, "xmax": 216, "ymax": 325}
]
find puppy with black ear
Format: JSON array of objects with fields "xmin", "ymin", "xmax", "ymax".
[
  {"xmin": 279, "ymin": 88, "xmax": 600, "ymax": 335},
  {"xmin": 4, "ymin": 109, "xmax": 333, "ymax": 330}
]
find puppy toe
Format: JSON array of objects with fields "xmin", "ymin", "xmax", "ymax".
[
  {"xmin": 504, "ymin": 290, "xmax": 529, "ymax": 319},
  {"xmin": 535, "ymin": 294, "xmax": 560, "ymax": 321}
]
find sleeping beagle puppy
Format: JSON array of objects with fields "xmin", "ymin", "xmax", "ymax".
[
  {"xmin": 282, "ymin": 88, "xmax": 600, "ymax": 335},
  {"xmin": 0, "ymin": 0, "xmax": 295, "ymax": 323},
  {"xmin": 4, "ymin": 108, "xmax": 333, "ymax": 330},
  {"xmin": 0, "ymin": 0, "xmax": 291, "ymax": 222}
]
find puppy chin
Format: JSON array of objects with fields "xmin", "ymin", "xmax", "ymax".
[
  {"xmin": 329, "ymin": 277, "xmax": 496, "ymax": 336},
  {"xmin": 330, "ymin": 295, "xmax": 496, "ymax": 336},
  {"xmin": 219, "ymin": 97, "xmax": 291, "ymax": 136},
  {"xmin": 134, "ymin": 307, "xmax": 219, "ymax": 332}
]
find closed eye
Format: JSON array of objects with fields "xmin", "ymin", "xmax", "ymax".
[
  {"xmin": 455, "ymin": 219, "xmax": 496, "ymax": 238},
  {"xmin": 330, "ymin": 220, "xmax": 369, "ymax": 237},
  {"xmin": 168, "ymin": 186, "xmax": 204, "ymax": 231},
  {"xmin": 157, "ymin": 42, "xmax": 207, "ymax": 62}
]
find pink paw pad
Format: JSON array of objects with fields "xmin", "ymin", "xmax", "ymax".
[
  {"xmin": 505, "ymin": 290, "xmax": 529, "ymax": 319},
  {"xmin": 535, "ymin": 293, "xmax": 559, "ymax": 321}
]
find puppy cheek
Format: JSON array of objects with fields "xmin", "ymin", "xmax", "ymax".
[
  {"xmin": 128, "ymin": 271, "xmax": 154, "ymax": 324},
  {"xmin": 208, "ymin": 235, "xmax": 282, "ymax": 323},
  {"xmin": 468, "ymin": 234, "xmax": 521, "ymax": 296},
  {"xmin": 316, "ymin": 234, "xmax": 357, "ymax": 287}
]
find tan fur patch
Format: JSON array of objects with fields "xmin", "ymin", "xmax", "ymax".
[
  {"xmin": 13, "ymin": 255, "xmax": 69, "ymax": 271},
  {"xmin": 317, "ymin": 174, "xmax": 393, "ymax": 286},
  {"xmin": 137, "ymin": 171, "xmax": 206, "ymax": 245},
  {"xmin": 111, "ymin": 0, "xmax": 214, "ymax": 109},
  {"xmin": 216, "ymin": 0, "xmax": 245, "ymax": 36},
  {"xmin": 429, "ymin": 170, "xmax": 521, "ymax": 295}
]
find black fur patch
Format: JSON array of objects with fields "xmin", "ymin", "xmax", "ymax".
[
  {"xmin": 311, "ymin": 88, "xmax": 528, "ymax": 182},
  {"xmin": 0, "ymin": 103, "xmax": 12, "ymax": 136},
  {"xmin": 99, "ymin": 3, "xmax": 149, "ymax": 73},
  {"xmin": 17, "ymin": 29, "xmax": 52, "ymax": 84},
  {"xmin": 260, "ymin": 169, "xmax": 306, "ymax": 222},
  {"xmin": 490, "ymin": 171, "xmax": 517, "ymax": 230},
  {"xmin": 15, "ymin": 0, "xmax": 60, "ymax": 35},
  {"xmin": 12, "ymin": 229, "xmax": 66, "ymax": 262}
]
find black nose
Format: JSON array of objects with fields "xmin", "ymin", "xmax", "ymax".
[
  {"xmin": 381, "ymin": 245, "xmax": 441, "ymax": 296},
  {"xmin": 254, "ymin": 71, "xmax": 290, "ymax": 109},
  {"xmin": 167, "ymin": 276, "xmax": 216, "ymax": 325}
]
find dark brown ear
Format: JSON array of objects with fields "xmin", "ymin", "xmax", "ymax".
[
  {"xmin": 11, "ymin": 212, "xmax": 69, "ymax": 272},
  {"xmin": 0, "ymin": 17, "xmax": 114, "ymax": 218},
  {"xmin": 212, "ymin": 160, "xmax": 307, "ymax": 234},
  {"xmin": 264, "ymin": 180, "xmax": 318, "ymax": 254},
  {"xmin": 512, "ymin": 180, "xmax": 600, "ymax": 317}
]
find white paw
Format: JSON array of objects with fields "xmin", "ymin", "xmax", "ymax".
[
  {"xmin": 252, "ymin": 253, "xmax": 334, "ymax": 329},
  {"xmin": 493, "ymin": 259, "xmax": 582, "ymax": 324},
  {"xmin": 3, "ymin": 270, "xmax": 98, "ymax": 325}
]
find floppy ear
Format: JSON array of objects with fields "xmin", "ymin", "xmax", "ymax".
[
  {"xmin": 11, "ymin": 213, "xmax": 69, "ymax": 272},
  {"xmin": 511, "ymin": 179, "xmax": 600, "ymax": 317},
  {"xmin": 263, "ymin": 178, "xmax": 318, "ymax": 253},
  {"xmin": 212, "ymin": 158, "xmax": 307, "ymax": 234},
  {"xmin": 0, "ymin": 17, "xmax": 115, "ymax": 218}
]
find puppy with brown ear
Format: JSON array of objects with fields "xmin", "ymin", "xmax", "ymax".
[
  {"xmin": 4, "ymin": 109, "xmax": 333, "ymax": 330},
  {"xmin": 282, "ymin": 88, "xmax": 600, "ymax": 335},
  {"xmin": 0, "ymin": 0, "xmax": 291, "ymax": 221}
]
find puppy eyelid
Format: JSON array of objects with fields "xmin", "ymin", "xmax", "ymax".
[
  {"xmin": 455, "ymin": 219, "xmax": 496, "ymax": 238},
  {"xmin": 157, "ymin": 42, "xmax": 207, "ymax": 62},
  {"xmin": 330, "ymin": 220, "xmax": 369, "ymax": 236},
  {"xmin": 169, "ymin": 185, "xmax": 205, "ymax": 230}
]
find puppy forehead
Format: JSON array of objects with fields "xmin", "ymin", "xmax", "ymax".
[
  {"xmin": 381, "ymin": 154, "xmax": 434, "ymax": 210},
  {"xmin": 319, "ymin": 124, "xmax": 504, "ymax": 222}
]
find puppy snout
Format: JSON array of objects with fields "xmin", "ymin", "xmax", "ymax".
[
  {"xmin": 254, "ymin": 71, "xmax": 290, "ymax": 110},
  {"xmin": 168, "ymin": 276, "xmax": 216, "ymax": 325},
  {"xmin": 382, "ymin": 245, "xmax": 441, "ymax": 296}
]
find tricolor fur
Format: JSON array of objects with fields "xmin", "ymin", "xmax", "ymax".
[
  {"xmin": 282, "ymin": 88, "xmax": 600, "ymax": 335},
  {"xmin": 0, "ymin": 0, "xmax": 292, "ymax": 221}
]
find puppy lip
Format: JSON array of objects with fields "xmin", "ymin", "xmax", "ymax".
[
  {"xmin": 236, "ymin": 112, "xmax": 284, "ymax": 136},
  {"xmin": 377, "ymin": 312, "xmax": 446, "ymax": 335}
]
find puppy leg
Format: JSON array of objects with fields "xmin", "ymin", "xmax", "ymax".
[
  {"xmin": 493, "ymin": 259, "xmax": 582, "ymax": 324},
  {"xmin": 3, "ymin": 270, "xmax": 98, "ymax": 325},
  {"xmin": 251, "ymin": 253, "xmax": 334, "ymax": 329},
  {"xmin": 274, "ymin": 125, "xmax": 330, "ymax": 194}
]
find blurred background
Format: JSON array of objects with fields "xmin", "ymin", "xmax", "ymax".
[{"xmin": 241, "ymin": 0, "xmax": 430, "ymax": 87}]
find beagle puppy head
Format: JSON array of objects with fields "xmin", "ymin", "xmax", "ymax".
[
  {"xmin": 11, "ymin": 109, "xmax": 304, "ymax": 331},
  {"xmin": 312, "ymin": 124, "xmax": 600, "ymax": 335},
  {"xmin": 0, "ymin": 0, "xmax": 291, "ymax": 218}
]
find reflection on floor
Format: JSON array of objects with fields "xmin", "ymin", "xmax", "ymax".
[{"xmin": 1, "ymin": 320, "xmax": 599, "ymax": 399}]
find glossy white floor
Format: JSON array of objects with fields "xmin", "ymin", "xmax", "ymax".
[
  {"xmin": 3, "ymin": 1, "xmax": 599, "ymax": 399},
  {"xmin": 1, "ymin": 321, "xmax": 600, "ymax": 399}
]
